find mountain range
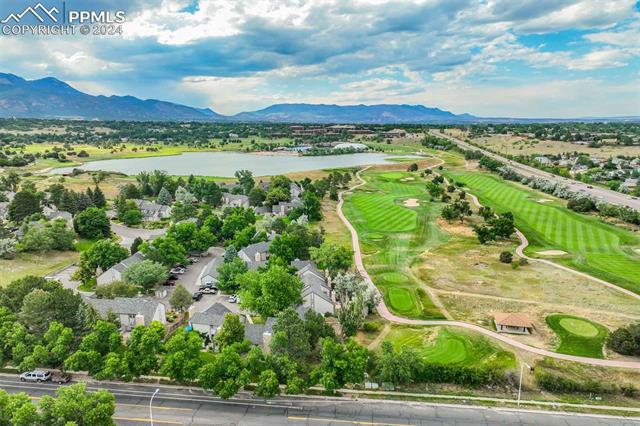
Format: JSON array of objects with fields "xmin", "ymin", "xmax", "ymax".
[{"xmin": 0, "ymin": 73, "xmax": 637, "ymax": 124}]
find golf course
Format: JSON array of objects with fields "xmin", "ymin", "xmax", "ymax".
[
  {"xmin": 342, "ymin": 169, "xmax": 447, "ymax": 319},
  {"xmin": 384, "ymin": 326, "xmax": 516, "ymax": 368},
  {"xmin": 546, "ymin": 314, "xmax": 609, "ymax": 358},
  {"xmin": 448, "ymin": 172, "xmax": 640, "ymax": 294}
]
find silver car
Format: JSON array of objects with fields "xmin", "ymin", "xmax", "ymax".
[{"xmin": 20, "ymin": 370, "xmax": 51, "ymax": 383}]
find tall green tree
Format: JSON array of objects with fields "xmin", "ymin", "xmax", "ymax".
[
  {"xmin": 270, "ymin": 307, "xmax": 310, "ymax": 361},
  {"xmin": 8, "ymin": 191, "xmax": 41, "ymax": 223},
  {"xmin": 123, "ymin": 321, "xmax": 164, "ymax": 377},
  {"xmin": 214, "ymin": 314, "xmax": 245, "ymax": 350},
  {"xmin": 122, "ymin": 260, "xmax": 168, "ymax": 291},
  {"xmin": 74, "ymin": 207, "xmax": 111, "ymax": 239},
  {"xmin": 161, "ymin": 328, "xmax": 202, "ymax": 382},
  {"xmin": 198, "ymin": 346, "xmax": 249, "ymax": 399},
  {"xmin": 238, "ymin": 265, "xmax": 303, "ymax": 318}
]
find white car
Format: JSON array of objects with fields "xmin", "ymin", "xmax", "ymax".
[
  {"xmin": 228, "ymin": 295, "xmax": 238, "ymax": 303},
  {"xmin": 170, "ymin": 267, "xmax": 186, "ymax": 275}
]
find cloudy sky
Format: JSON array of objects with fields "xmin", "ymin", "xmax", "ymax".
[{"xmin": 1, "ymin": 0, "xmax": 639, "ymax": 117}]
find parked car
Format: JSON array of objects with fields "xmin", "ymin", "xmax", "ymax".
[
  {"xmin": 192, "ymin": 291, "xmax": 203, "ymax": 301},
  {"xmin": 20, "ymin": 371, "xmax": 51, "ymax": 383},
  {"xmin": 51, "ymin": 372, "xmax": 71, "ymax": 384},
  {"xmin": 163, "ymin": 278, "xmax": 178, "ymax": 286},
  {"xmin": 202, "ymin": 287, "xmax": 218, "ymax": 295},
  {"xmin": 228, "ymin": 295, "xmax": 238, "ymax": 303},
  {"xmin": 168, "ymin": 274, "xmax": 179, "ymax": 280},
  {"xmin": 188, "ymin": 257, "xmax": 200, "ymax": 264},
  {"xmin": 170, "ymin": 267, "xmax": 186, "ymax": 275}
]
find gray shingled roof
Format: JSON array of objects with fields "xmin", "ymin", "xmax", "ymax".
[
  {"xmin": 202, "ymin": 257, "xmax": 223, "ymax": 279},
  {"xmin": 239, "ymin": 241, "xmax": 271, "ymax": 261},
  {"xmin": 189, "ymin": 303, "xmax": 234, "ymax": 329},
  {"xmin": 112, "ymin": 252, "xmax": 145, "ymax": 273},
  {"xmin": 84, "ymin": 296, "xmax": 162, "ymax": 326},
  {"xmin": 244, "ymin": 317, "xmax": 276, "ymax": 345}
]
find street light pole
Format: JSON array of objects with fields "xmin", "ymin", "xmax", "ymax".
[
  {"xmin": 150, "ymin": 388, "xmax": 160, "ymax": 426},
  {"xmin": 517, "ymin": 363, "xmax": 531, "ymax": 406}
]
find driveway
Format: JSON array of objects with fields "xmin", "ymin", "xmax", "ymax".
[
  {"xmin": 46, "ymin": 264, "xmax": 81, "ymax": 292},
  {"xmin": 161, "ymin": 247, "xmax": 245, "ymax": 314},
  {"xmin": 111, "ymin": 222, "xmax": 166, "ymax": 249}
]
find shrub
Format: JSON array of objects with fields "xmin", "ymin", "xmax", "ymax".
[
  {"xmin": 499, "ymin": 251, "xmax": 513, "ymax": 264},
  {"xmin": 362, "ymin": 321, "xmax": 382, "ymax": 333}
]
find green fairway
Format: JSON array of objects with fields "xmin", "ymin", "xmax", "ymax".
[
  {"xmin": 385, "ymin": 326, "xmax": 516, "ymax": 369},
  {"xmin": 449, "ymin": 172, "xmax": 640, "ymax": 293},
  {"xmin": 343, "ymin": 169, "xmax": 447, "ymax": 319},
  {"xmin": 546, "ymin": 314, "xmax": 609, "ymax": 358}
]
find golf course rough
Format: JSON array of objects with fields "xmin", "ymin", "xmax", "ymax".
[
  {"xmin": 449, "ymin": 172, "xmax": 640, "ymax": 294},
  {"xmin": 545, "ymin": 314, "xmax": 609, "ymax": 358},
  {"xmin": 342, "ymin": 170, "xmax": 447, "ymax": 319},
  {"xmin": 385, "ymin": 326, "xmax": 516, "ymax": 369}
]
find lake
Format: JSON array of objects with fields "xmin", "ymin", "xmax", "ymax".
[{"xmin": 53, "ymin": 151, "xmax": 416, "ymax": 177}]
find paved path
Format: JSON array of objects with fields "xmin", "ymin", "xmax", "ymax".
[
  {"xmin": 110, "ymin": 222, "xmax": 166, "ymax": 249},
  {"xmin": 337, "ymin": 166, "xmax": 640, "ymax": 370}
]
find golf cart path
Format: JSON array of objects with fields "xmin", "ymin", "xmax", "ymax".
[{"xmin": 337, "ymin": 163, "xmax": 640, "ymax": 369}]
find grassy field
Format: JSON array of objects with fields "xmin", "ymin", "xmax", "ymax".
[
  {"xmin": 0, "ymin": 251, "xmax": 78, "ymax": 287},
  {"xmin": 448, "ymin": 172, "xmax": 640, "ymax": 294},
  {"xmin": 384, "ymin": 326, "xmax": 516, "ymax": 369},
  {"xmin": 342, "ymin": 168, "xmax": 447, "ymax": 319},
  {"xmin": 545, "ymin": 314, "xmax": 609, "ymax": 359}
]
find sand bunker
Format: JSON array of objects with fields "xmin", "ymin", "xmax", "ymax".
[
  {"xmin": 403, "ymin": 198, "xmax": 420, "ymax": 207},
  {"xmin": 400, "ymin": 177, "xmax": 415, "ymax": 182},
  {"xmin": 538, "ymin": 199, "xmax": 553, "ymax": 203},
  {"xmin": 635, "ymin": 249, "xmax": 640, "ymax": 255},
  {"xmin": 537, "ymin": 250, "xmax": 567, "ymax": 256}
]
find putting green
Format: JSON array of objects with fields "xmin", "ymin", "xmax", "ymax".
[
  {"xmin": 546, "ymin": 314, "xmax": 608, "ymax": 358},
  {"xmin": 381, "ymin": 272, "xmax": 409, "ymax": 284},
  {"xmin": 387, "ymin": 287, "xmax": 416, "ymax": 313},
  {"xmin": 449, "ymin": 172, "xmax": 640, "ymax": 294},
  {"xmin": 343, "ymin": 170, "xmax": 447, "ymax": 319},
  {"xmin": 384, "ymin": 326, "xmax": 515, "ymax": 369},
  {"xmin": 558, "ymin": 318, "xmax": 599, "ymax": 337}
]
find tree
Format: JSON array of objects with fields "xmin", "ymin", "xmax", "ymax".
[
  {"xmin": 426, "ymin": 182, "xmax": 443, "ymax": 199},
  {"xmin": 175, "ymin": 186, "xmax": 196, "ymax": 204},
  {"xmin": 92, "ymin": 186, "xmax": 107, "ymax": 208},
  {"xmin": 39, "ymin": 383, "xmax": 115, "ymax": 426},
  {"xmin": 309, "ymin": 243, "xmax": 350, "ymax": 277},
  {"xmin": 313, "ymin": 338, "xmax": 369, "ymax": 393},
  {"xmin": 19, "ymin": 287, "xmax": 84, "ymax": 335},
  {"xmin": 216, "ymin": 257, "xmax": 248, "ymax": 292},
  {"xmin": 473, "ymin": 225, "xmax": 495, "ymax": 245},
  {"xmin": 607, "ymin": 323, "xmax": 640, "ymax": 356},
  {"xmin": 169, "ymin": 284, "xmax": 192, "ymax": 311},
  {"xmin": 0, "ymin": 237, "xmax": 17, "ymax": 259},
  {"xmin": 8, "ymin": 191, "xmax": 41, "ymax": 223},
  {"xmin": 74, "ymin": 240, "xmax": 128, "ymax": 283},
  {"xmin": 121, "ymin": 206, "xmax": 142, "ymax": 226},
  {"xmin": 130, "ymin": 236, "xmax": 143, "ymax": 255},
  {"xmin": 123, "ymin": 321, "xmax": 164, "ymax": 377},
  {"xmin": 64, "ymin": 320, "xmax": 122, "ymax": 375},
  {"xmin": 198, "ymin": 346, "xmax": 249, "ymax": 399},
  {"xmin": 376, "ymin": 341, "xmax": 419, "ymax": 385},
  {"xmin": 161, "ymin": 328, "xmax": 203, "ymax": 382},
  {"xmin": 122, "ymin": 260, "xmax": 168, "ymax": 291},
  {"xmin": 302, "ymin": 192, "xmax": 322, "ymax": 221},
  {"xmin": 304, "ymin": 310, "xmax": 335, "ymax": 350},
  {"xmin": 499, "ymin": 251, "xmax": 513, "ymax": 264},
  {"xmin": 140, "ymin": 236, "xmax": 187, "ymax": 267},
  {"xmin": 0, "ymin": 275, "xmax": 60, "ymax": 312},
  {"xmin": 171, "ymin": 202, "xmax": 198, "ymax": 222},
  {"xmin": 94, "ymin": 281, "xmax": 139, "ymax": 299},
  {"xmin": 490, "ymin": 212, "xmax": 515, "ymax": 239},
  {"xmin": 0, "ymin": 390, "xmax": 39, "ymax": 425},
  {"xmin": 407, "ymin": 163, "xmax": 418, "ymax": 172},
  {"xmin": 74, "ymin": 207, "xmax": 111, "ymax": 239},
  {"xmin": 271, "ymin": 308, "xmax": 310, "ymax": 361},
  {"xmin": 167, "ymin": 221, "xmax": 214, "ymax": 253},
  {"xmin": 248, "ymin": 186, "xmax": 266, "ymax": 206},
  {"xmin": 337, "ymin": 294, "xmax": 367, "ymax": 338},
  {"xmin": 156, "ymin": 187, "xmax": 172, "ymax": 205},
  {"xmin": 255, "ymin": 369, "xmax": 280, "ymax": 399},
  {"xmin": 237, "ymin": 265, "xmax": 303, "ymax": 318},
  {"xmin": 214, "ymin": 314, "xmax": 245, "ymax": 350},
  {"xmin": 265, "ymin": 187, "xmax": 290, "ymax": 207},
  {"xmin": 235, "ymin": 170, "xmax": 255, "ymax": 195}
]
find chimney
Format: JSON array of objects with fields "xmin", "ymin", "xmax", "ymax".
[
  {"xmin": 262, "ymin": 331, "xmax": 272, "ymax": 353},
  {"xmin": 134, "ymin": 314, "xmax": 145, "ymax": 327},
  {"xmin": 255, "ymin": 252, "xmax": 261, "ymax": 262},
  {"xmin": 187, "ymin": 305, "xmax": 196, "ymax": 321}
]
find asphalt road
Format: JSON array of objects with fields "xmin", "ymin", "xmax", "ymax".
[
  {"xmin": 111, "ymin": 222, "xmax": 167, "ymax": 249},
  {"xmin": 1, "ymin": 378, "xmax": 638, "ymax": 426},
  {"xmin": 433, "ymin": 130, "xmax": 640, "ymax": 211}
]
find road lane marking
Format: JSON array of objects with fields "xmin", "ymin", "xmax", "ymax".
[
  {"xmin": 287, "ymin": 416, "xmax": 409, "ymax": 426},
  {"xmin": 113, "ymin": 416, "xmax": 182, "ymax": 425}
]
